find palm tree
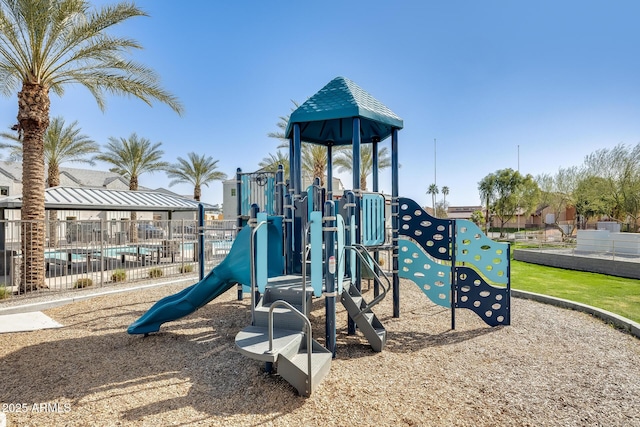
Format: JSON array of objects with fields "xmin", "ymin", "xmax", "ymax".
[
  {"xmin": 334, "ymin": 145, "xmax": 392, "ymax": 191},
  {"xmin": 0, "ymin": 0, "xmax": 183, "ymax": 291},
  {"xmin": 269, "ymin": 101, "xmax": 332, "ymax": 186},
  {"xmin": 259, "ymin": 150, "xmax": 289, "ymax": 179},
  {"xmin": 166, "ymin": 152, "xmax": 227, "ymax": 202},
  {"xmin": 96, "ymin": 133, "xmax": 168, "ymax": 242},
  {"xmin": 427, "ymin": 183, "xmax": 439, "ymax": 214},
  {"xmin": 441, "ymin": 185, "xmax": 450, "ymax": 208},
  {"xmin": 1, "ymin": 117, "xmax": 100, "ymax": 247}
]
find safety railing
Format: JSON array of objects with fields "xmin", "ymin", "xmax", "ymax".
[
  {"xmin": 344, "ymin": 243, "xmax": 391, "ymax": 318},
  {"xmin": 0, "ymin": 219, "xmax": 236, "ymax": 301}
]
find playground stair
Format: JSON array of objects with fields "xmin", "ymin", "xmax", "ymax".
[
  {"xmin": 253, "ymin": 277, "xmax": 313, "ymax": 330},
  {"xmin": 340, "ymin": 281, "xmax": 387, "ymax": 352},
  {"xmin": 235, "ymin": 276, "xmax": 332, "ymax": 397}
]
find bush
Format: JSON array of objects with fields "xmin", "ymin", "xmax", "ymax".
[
  {"xmin": 179, "ymin": 263, "xmax": 194, "ymax": 274},
  {"xmin": 74, "ymin": 278, "xmax": 93, "ymax": 289},
  {"xmin": 111, "ymin": 269, "xmax": 127, "ymax": 282},
  {"xmin": 148, "ymin": 267, "xmax": 164, "ymax": 278},
  {"xmin": 0, "ymin": 285, "xmax": 9, "ymax": 300}
]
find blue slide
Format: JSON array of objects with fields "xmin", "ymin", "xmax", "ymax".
[{"xmin": 128, "ymin": 220, "xmax": 284, "ymax": 335}]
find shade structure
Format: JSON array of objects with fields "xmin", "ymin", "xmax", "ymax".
[{"xmin": 285, "ymin": 76, "xmax": 403, "ymax": 146}]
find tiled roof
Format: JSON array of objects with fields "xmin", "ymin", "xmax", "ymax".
[{"xmin": 285, "ymin": 76, "xmax": 403, "ymax": 145}]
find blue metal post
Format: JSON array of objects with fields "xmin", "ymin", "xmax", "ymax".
[
  {"xmin": 451, "ymin": 220, "xmax": 457, "ymax": 330},
  {"xmin": 372, "ymin": 138, "xmax": 379, "ymax": 192},
  {"xmin": 372, "ymin": 138, "xmax": 380, "ymax": 297},
  {"xmin": 327, "ymin": 144, "xmax": 333, "ymax": 200},
  {"xmin": 293, "ymin": 124, "xmax": 302, "ymax": 196},
  {"xmin": 391, "ymin": 128, "xmax": 400, "ymax": 318},
  {"xmin": 198, "ymin": 203, "xmax": 205, "ymax": 281},
  {"xmin": 349, "ymin": 118, "xmax": 362, "ymax": 335},
  {"xmin": 236, "ymin": 168, "xmax": 243, "ymax": 300},
  {"xmin": 324, "ymin": 200, "xmax": 337, "ymax": 357},
  {"xmin": 284, "ymin": 193, "xmax": 293, "ymax": 275},
  {"xmin": 249, "ymin": 204, "xmax": 260, "ymax": 307},
  {"xmin": 275, "ymin": 165, "xmax": 284, "ymax": 216}
]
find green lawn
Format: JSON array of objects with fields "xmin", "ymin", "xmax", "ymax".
[{"xmin": 510, "ymin": 259, "xmax": 640, "ymax": 324}]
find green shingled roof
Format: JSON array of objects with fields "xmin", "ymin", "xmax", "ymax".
[{"xmin": 285, "ymin": 76, "xmax": 403, "ymax": 146}]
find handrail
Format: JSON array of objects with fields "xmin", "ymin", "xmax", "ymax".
[
  {"xmin": 344, "ymin": 243, "xmax": 391, "ymax": 318},
  {"xmin": 267, "ymin": 300, "xmax": 313, "ymax": 395},
  {"xmin": 249, "ymin": 220, "xmax": 268, "ymax": 326},
  {"xmin": 300, "ymin": 220, "xmax": 313, "ymax": 316}
]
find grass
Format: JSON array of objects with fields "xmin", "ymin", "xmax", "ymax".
[{"xmin": 511, "ymin": 259, "xmax": 640, "ymax": 324}]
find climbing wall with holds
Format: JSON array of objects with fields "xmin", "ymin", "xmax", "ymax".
[
  {"xmin": 456, "ymin": 220, "xmax": 508, "ymax": 284},
  {"xmin": 397, "ymin": 197, "xmax": 511, "ymax": 328},
  {"xmin": 455, "ymin": 267, "xmax": 510, "ymax": 326},
  {"xmin": 398, "ymin": 198, "xmax": 452, "ymax": 260},
  {"xmin": 398, "ymin": 240, "xmax": 451, "ymax": 308}
]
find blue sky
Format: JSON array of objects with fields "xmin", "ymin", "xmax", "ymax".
[{"xmin": 1, "ymin": 0, "xmax": 639, "ymax": 208}]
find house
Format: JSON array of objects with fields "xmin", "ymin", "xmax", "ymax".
[
  {"xmin": 0, "ymin": 161, "xmax": 199, "ymax": 223},
  {"xmin": 446, "ymin": 205, "xmax": 482, "ymax": 220}
]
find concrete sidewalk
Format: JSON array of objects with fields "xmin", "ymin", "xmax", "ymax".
[{"xmin": 0, "ymin": 311, "xmax": 63, "ymax": 334}]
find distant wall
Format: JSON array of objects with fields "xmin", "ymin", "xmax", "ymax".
[{"xmin": 513, "ymin": 249, "xmax": 640, "ymax": 280}]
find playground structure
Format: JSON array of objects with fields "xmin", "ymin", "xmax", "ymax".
[{"xmin": 128, "ymin": 77, "xmax": 510, "ymax": 396}]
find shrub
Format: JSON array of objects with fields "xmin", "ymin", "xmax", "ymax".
[
  {"xmin": 179, "ymin": 263, "xmax": 194, "ymax": 274},
  {"xmin": 149, "ymin": 267, "xmax": 164, "ymax": 278},
  {"xmin": 111, "ymin": 269, "xmax": 127, "ymax": 282},
  {"xmin": 74, "ymin": 278, "xmax": 93, "ymax": 289},
  {"xmin": 0, "ymin": 285, "xmax": 9, "ymax": 300}
]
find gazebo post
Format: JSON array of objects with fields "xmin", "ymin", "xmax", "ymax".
[
  {"xmin": 372, "ymin": 137, "xmax": 380, "ymax": 297},
  {"xmin": 326, "ymin": 144, "xmax": 333, "ymax": 200},
  {"xmin": 391, "ymin": 128, "xmax": 400, "ymax": 318},
  {"xmin": 348, "ymin": 117, "xmax": 361, "ymax": 335}
]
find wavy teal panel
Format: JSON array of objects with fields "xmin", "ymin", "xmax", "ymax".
[
  {"xmin": 455, "ymin": 220, "xmax": 509, "ymax": 285},
  {"xmin": 398, "ymin": 239, "xmax": 451, "ymax": 308},
  {"xmin": 398, "ymin": 197, "xmax": 453, "ymax": 261}
]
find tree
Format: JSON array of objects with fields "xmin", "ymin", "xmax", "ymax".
[
  {"xmin": 268, "ymin": 101, "xmax": 333, "ymax": 186},
  {"xmin": 574, "ymin": 176, "xmax": 614, "ymax": 228},
  {"xmin": 334, "ymin": 144, "xmax": 392, "ymax": 191},
  {"xmin": 259, "ymin": 150, "xmax": 289, "ymax": 179},
  {"xmin": 96, "ymin": 133, "xmax": 168, "ymax": 241},
  {"xmin": 470, "ymin": 210, "xmax": 484, "ymax": 226},
  {"xmin": 1, "ymin": 117, "xmax": 99, "ymax": 247},
  {"xmin": 166, "ymin": 152, "xmax": 227, "ymax": 202},
  {"xmin": 426, "ymin": 183, "xmax": 439, "ymax": 214},
  {"xmin": 441, "ymin": 185, "xmax": 449, "ymax": 211},
  {"xmin": 0, "ymin": 0, "xmax": 183, "ymax": 291},
  {"xmin": 478, "ymin": 168, "xmax": 540, "ymax": 237},
  {"xmin": 435, "ymin": 201, "xmax": 448, "ymax": 218},
  {"xmin": 536, "ymin": 166, "xmax": 579, "ymax": 238}
]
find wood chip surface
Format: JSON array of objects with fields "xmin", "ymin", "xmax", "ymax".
[{"xmin": 1, "ymin": 279, "xmax": 639, "ymax": 426}]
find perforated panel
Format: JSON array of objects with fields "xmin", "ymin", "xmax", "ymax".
[
  {"xmin": 362, "ymin": 193, "xmax": 385, "ymax": 246},
  {"xmin": 398, "ymin": 240, "xmax": 451, "ymax": 308},
  {"xmin": 455, "ymin": 266, "xmax": 509, "ymax": 326},
  {"xmin": 456, "ymin": 220, "xmax": 509, "ymax": 285},
  {"xmin": 398, "ymin": 197, "xmax": 452, "ymax": 260}
]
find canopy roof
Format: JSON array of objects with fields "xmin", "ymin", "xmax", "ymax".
[
  {"xmin": 285, "ymin": 76, "xmax": 403, "ymax": 146},
  {"xmin": 0, "ymin": 186, "xmax": 214, "ymax": 212}
]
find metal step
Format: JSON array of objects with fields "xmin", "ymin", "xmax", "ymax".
[
  {"xmin": 340, "ymin": 283, "xmax": 387, "ymax": 352},
  {"xmin": 254, "ymin": 303, "xmax": 308, "ymax": 330},
  {"xmin": 277, "ymin": 337, "xmax": 332, "ymax": 397},
  {"xmin": 235, "ymin": 325, "xmax": 303, "ymax": 363}
]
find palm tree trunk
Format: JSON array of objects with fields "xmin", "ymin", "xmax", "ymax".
[
  {"xmin": 194, "ymin": 185, "xmax": 201, "ymax": 202},
  {"xmin": 48, "ymin": 165, "xmax": 60, "ymax": 248},
  {"xmin": 18, "ymin": 82, "xmax": 50, "ymax": 292}
]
